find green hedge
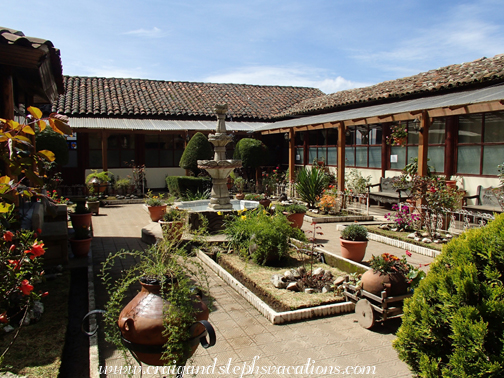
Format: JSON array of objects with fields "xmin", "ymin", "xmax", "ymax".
[
  {"xmin": 165, "ymin": 176, "xmax": 211, "ymax": 198},
  {"xmin": 393, "ymin": 213, "xmax": 504, "ymax": 377}
]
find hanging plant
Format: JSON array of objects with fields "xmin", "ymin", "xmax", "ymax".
[{"xmin": 387, "ymin": 123, "xmax": 408, "ymax": 147}]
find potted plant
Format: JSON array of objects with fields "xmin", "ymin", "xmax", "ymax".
[
  {"xmin": 99, "ymin": 231, "xmax": 215, "ymax": 367},
  {"xmin": 115, "ymin": 177, "xmax": 132, "ymax": 195},
  {"xmin": 361, "ymin": 253, "xmax": 425, "ymax": 296},
  {"xmin": 339, "ymin": 223, "xmax": 368, "ymax": 263},
  {"xmin": 85, "ymin": 170, "xmax": 113, "ymax": 194},
  {"xmin": 69, "ymin": 223, "xmax": 92, "ymax": 257},
  {"xmin": 86, "ymin": 187, "xmax": 100, "ymax": 216},
  {"xmin": 387, "ymin": 123, "xmax": 408, "ymax": 146},
  {"xmin": 69, "ymin": 200, "xmax": 92, "ymax": 230},
  {"xmin": 145, "ymin": 190, "xmax": 168, "ymax": 222},
  {"xmin": 159, "ymin": 207, "xmax": 187, "ymax": 240},
  {"xmin": 234, "ymin": 176, "xmax": 246, "ymax": 200},
  {"xmin": 276, "ymin": 203, "xmax": 307, "ymax": 229}
]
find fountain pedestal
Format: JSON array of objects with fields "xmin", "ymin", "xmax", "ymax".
[{"xmin": 198, "ymin": 104, "xmax": 242, "ymax": 210}]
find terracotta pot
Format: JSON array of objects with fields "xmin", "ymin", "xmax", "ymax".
[
  {"xmin": 361, "ymin": 269, "xmax": 408, "ymax": 296},
  {"xmin": 339, "ymin": 238, "xmax": 367, "ymax": 263},
  {"xmin": 118, "ymin": 280, "xmax": 210, "ymax": 366},
  {"xmin": 259, "ymin": 199, "xmax": 271, "ymax": 208},
  {"xmin": 148, "ymin": 205, "xmax": 167, "ymax": 222},
  {"xmin": 70, "ymin": 212, "xmax": 92, "ymax": 230},
  {"xmin": 87, "ymin": 201, "xmax": 100, "ymax": 215},
  {"xmin": 235, "ymin": 193, "xmax": 245, "ymax": 200},
  {"xmin": 286, "ymin": 212, "xmax": 305, "ymax": 229},
  {"xmin": 158, "ymin": 220, "xmax": 184, "ymax": 240},
  {"xmin": 445, "ymin": 180, "xmax": 457, "ymax": 189},
  {"xmin": 69, "ymin": 237, "xmax": 92, "ymax": 257}
]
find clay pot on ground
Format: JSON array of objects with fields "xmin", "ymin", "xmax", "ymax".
[
  {"xmin": 69, "ymin": 237, "xmax": 92, "ymax": 257},
  {"xmin": 147, "ymin": 205, "xmax": 167, "ymax": 222},
  {"xmin": 259, "ymin": 198, "xmax": 271, "ymax": 208},
  {"xmin": 339, "ymin": 238, "xmax": 368, "ymax": 263},
  {"xmin": 70, "ymin": 212, "xmax": 92, "ymax": 230},
  {"xmin": 235, "ymin": 193, "xmax": 245, "ymax": 200},
  {"xmin": 87, "ymin": 201, "xmax": 100, "ymax": 215},
  {"xmin": 117, "ymin": 279, "xmax": 214, "ymax": 366},
  {"xmin": 361, "ymin": 269, "xmax": 408, "ymax": 296}
]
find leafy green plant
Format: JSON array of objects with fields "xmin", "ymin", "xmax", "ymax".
[
  {"xmin": 161, "ymin": 208, "xmax": 188, "ymax": 222},
  {"xmin": 276, "ymin": 203, "xmax": 307, "ymax": 214},
  {"xmin": 35, "ymin": 128, "xmax": 69, "ymax": 166},
  {"xmin": 72, "ymin": 200, "xmax": 90, "ymax": 214},
  {"xmin": 222, "ymin": 208, "xmax": 305, "ymax": 265},
  {"xmin": 179, "ymin": 132, "xmax": 213, "ymax": 176},
  {"xmin": 340, "ymin": 224, "xmax": 368, "ymax": 241},
  {"xmin": 85, "ymin": 170, "xmax": 113, "ymax": 184},
  {"xmin": 144, "ymin": 190, "xmax": 171, "ymax": 207},
  {"xmin": 345, "ymin": 168, "xmax": 371, "ymax": 194},
  {"xmin": 233, "ymin": 138, "xmax": 269, "ymax": 169},
  {"xmin": 181, "ymin": 188, "xmax": 210, "ymax": 201},
  {"xmin": 295, "ymin": 167, "xmax": 326, "ymax": 208},
  {"xmin": 244, "ymin": 193, "xmax": 265, "ymax": 201},
  {"xmin": 394, "ymin": 213, "xmax": 504, "ymax": 376},
  {"xmin": 233, "ymin": 176, "xmax": 245, "ymax": 193}
]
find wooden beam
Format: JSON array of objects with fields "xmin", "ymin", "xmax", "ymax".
[
  {"xmin": 337, "ymin": 122, "xmax": 346, "ymax": 192},
  {"xmin": 101, "ymin": 130, "xmax": 109, "ymax": 172},
  {"xmin": 417, "ymin": 111, "xmax": 430, "ymax": 177},
  {"xmin": 288, "ymin": 129, "xmax": 295, "ymax": 182},
  {"xmin": 0, "ymin": 73, "xmax": 14, "ymax": 119}
]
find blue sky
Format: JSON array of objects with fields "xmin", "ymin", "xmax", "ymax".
[{"xmin": 3, "ymin": 0, "xmax": 504, "ymax": 93}]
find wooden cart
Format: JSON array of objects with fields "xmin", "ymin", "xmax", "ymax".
[{"xmin": 343, "ymin": 281, "xmax": 413, "ymax": 329}]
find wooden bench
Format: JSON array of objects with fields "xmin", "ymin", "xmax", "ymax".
[
  {"xmin": 463, "ymin": 185, "xmax": 503, "ymax": 214},
  {"xmin": 367, "ymin": 177, "xmax": 411, "ymax": 206}
]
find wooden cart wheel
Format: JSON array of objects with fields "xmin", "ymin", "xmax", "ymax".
[{"xmin": 355, "ymin": 299, "xmax": 375, "ymax": 329}]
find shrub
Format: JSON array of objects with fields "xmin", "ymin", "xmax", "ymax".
[
  {"xmin": 233, "ymin": 138, "xmax": 269, "ymax": 169},
  {"xmin": 223, "ymin": 208, "xmax": 305, "ymax": 265},
  {"xmin": 36, "ymin": 129, "xmax": 69, "ymax": 165},
  {"xmin": 393, "ymin": 213, "xmax": 504, "ymax": 376},
  {"xmin": 276, "ymin": 203, "xmax": 307, "ymax": 214},
  {"xmin": 85, "ymin": 170, "xmax": 113, "ymax": 184},
  {"xmin": 295, "ymin": 167, "xmax": 326, "ymax": 208},
  {"xmin": 165, "ymin": 176, "xmax": 211, "ymax": 198},
  {"xmin": 340, "ymin": 224, "xmax": 368, "ymax": 241},
  {"xmin": 179, "ymin": 132, "xmax": 213, "ymax": 176}
]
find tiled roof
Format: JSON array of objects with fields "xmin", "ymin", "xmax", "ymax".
[
  {"xmin": 0, "ymin": 27, "xmax": 64, "ymax": 95},
  {"xmin": 280, "ymin": 54, "xmax": 504, "ymax": 117},
  {"xmin": 53, "ymin": 76, "xmax": 324, "ymax": 121}
]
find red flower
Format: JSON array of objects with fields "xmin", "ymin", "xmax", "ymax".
[
  {"xmin": 19, "ymin": 280, "xmax": 34, "ymax": 296},
  {"xmin": 406, "ymin": 250, "xmax": 412, "ymax": 257},
  {"xmin": 41, "ymin": 291, "xmax": 49, "ymax": 298},
  {"xmin": 25, "ymin": 242, "xmax": 45, "ymax": 260},
  {"xmin": 36, "ymin": 228, "xmax": 42, "ymax": 235},
  {"xmin": 3, "ymin": 231, "xmax": 13, "ymax": 242},
  {"xmin": 0, "ymin": 312, "xmax": 8, "ymax": 324},
  {"xmin": 8, "ymin": 259, "xmax": 21, "ymax": 271}
]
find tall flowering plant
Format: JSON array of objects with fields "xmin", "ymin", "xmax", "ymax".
[{"xmin": 384, "ymin": 204, "xmax": 420, "ymax": 231}]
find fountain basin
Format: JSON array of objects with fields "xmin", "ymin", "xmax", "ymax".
[{"xmin": 175, "ymin": 199, "xmax": 259, "ymax": 234}]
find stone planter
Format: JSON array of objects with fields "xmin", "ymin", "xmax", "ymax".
[
  {"xmin": 87, "ymin": 201, "xmax": 100, "ymax": 215},
  {"xmin": 339, "ymin": 238, "xmax": 367, "ymax": 263},
  {"xmin": 147, "ymin": 205, "xmax": 167, "ymax": 222}
]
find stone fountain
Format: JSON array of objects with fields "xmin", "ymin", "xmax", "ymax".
[{"xmin": 197, "ymin": 104, "xmax": 242, "ymax": 210}]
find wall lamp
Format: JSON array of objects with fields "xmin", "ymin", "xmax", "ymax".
[
  {"xmin": 284, "ymin": 132, "xmax": 291, "ymax": 142},
  {"xmin": 412, "ymin": 118, "xmax": 423, "ymax": 133}
]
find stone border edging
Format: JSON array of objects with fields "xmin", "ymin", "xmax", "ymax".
[
  {"xmin": 367, "ymin": 232, "xmax": 441, "ymax": 258},
  {"xmin": 197, "ymin": 250, "xmax": 355, "ymax": 325},
  {"xmin": 304, "ymin": 214, "xmax": 374, "ymax": 223},
  {"xmin": 87, "ymin": 249, "xmax": 100, "ymax": 378}
]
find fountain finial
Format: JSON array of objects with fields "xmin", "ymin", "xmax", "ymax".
[{"xmin": 214, "ymin": 104, "xmax": 228, "ymax": 134}]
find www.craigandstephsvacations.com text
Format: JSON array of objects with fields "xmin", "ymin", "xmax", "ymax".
[{"xmin": 99, "ymin": 356, "xmax": 377, "ymax": 376}]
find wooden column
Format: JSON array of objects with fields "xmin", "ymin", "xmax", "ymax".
[
  {"xmin": 0, "ymin": 73, "xmax": 14, "ymax": 120},
  {"xmin": 288, "ymin": 128, "xmax": 295, "ymax": 182},
  {"xmin": 417, "ymin": 111, "xmax": 430, "ymax": 177},
  {"xmin": 337, "ymin": 122, "xmax": 346, "ymax": 191},
  {"xmin": 444, "ymin": 116, "xmax": 456, "ymax": 178},
  {"xmin": 382, "ymin": 124, "xmax": 391, "ymax": 177},
  {"xmin": 101, "ymin": 131, "xmax": 108, "ymax": 171}
]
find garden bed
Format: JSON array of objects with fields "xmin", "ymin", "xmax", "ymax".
[
  {"xmin": 367, "ymin": 226, "xmax": 444, "ymax": 251},
  {"xmin": 305, "ymin": 211, "xmax": 373, "ymax": 223}
]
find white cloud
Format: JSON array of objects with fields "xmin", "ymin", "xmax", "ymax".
[
  {"xmin": 204, "ymin": 66, "xmax": 371, "ymax": 94},
  {"xmin": 122, "ymin": 27, "xmax": 164, "ymax": 38}
]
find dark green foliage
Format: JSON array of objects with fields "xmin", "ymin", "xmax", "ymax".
[
  {"xmin": 294, "ymin": 167, "xmax": 326, "ymax": 208},
  {"xmin": 165, "ymin": 176, "xmax": 211, "ymax": 198},
  {"xmin": 340, "ymin": 224, "xmax": 368, "ymax": 241},
  {"xmin": 179, "ymin": 132, "xmax": 213, "ymax": 176},
  {"xmin": 35, "ymin": 129, "xmax": 69, "ymax": 165},
  {"xmin": 393, "ymin": 213, "xmax": 504, "ymax": 377},
  {"xmin": 233, "ymin": 138, "xmax": 269, "ymax": 169}
]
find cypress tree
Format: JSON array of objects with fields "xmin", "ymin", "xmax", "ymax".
[{"xmin": 179, "ymin": 132, "xmax": 213, "ymax": 176}]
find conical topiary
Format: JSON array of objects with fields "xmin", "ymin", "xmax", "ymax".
[{"xmin": 179, "ymin": 132, "xmax": 213, "ymax": 176}]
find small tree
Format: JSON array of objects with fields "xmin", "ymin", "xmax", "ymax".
[
  {"xmin": 179, "ymin": 132, "xmax": 213, "ymax": 176},
  {"xmin": 394, "ymin": 213, "xmax": 504, "ymax": 376},
  {"xmin": 234, "ymin": 138, "xmax": 269, "ymax": 186}
]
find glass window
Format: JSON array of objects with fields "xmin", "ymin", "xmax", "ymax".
[
  {"xmin": 327, "ymin": 147, "xmax": 337, "ymax": 166},
  {"xmin": 483, "ymin": 145, "xmax": 504, "ymax": 175},
  {"xmin": 327, "ymin": 129, "xmax": 338, "ymax": 145},
  {"xmin": 295, "ymin": 147, "xmax": 304, "ymax": 164},
  {"xmin": 369, "ymin": 147, "xmax": 381, "ymax": 168},
  {"xmin": 459, "ymin": 115, "xmax": 482, "ymax": 144},
  {"xmin": 355, "ymin": 147, "xmax": 367, "ymax": 167},
  {"xmin": 428, "ymin": 146, "xmax": 445, "ymax": 173},
  {"xmin": 484, "ymin": 112, "xmax": 504, "ymax": 143},
  {"xmin": 457, "ymin": 146, "xmax": 480, "ymax": 174},
  {"xmin": 308, "ymin": 147, "xmax": 318, "ymax": 164},
  {"xmin": 429, "ymin": 118, "xmax": 446, "ymax": 144},
  {"xmin": 345, "ymin": 146, "xmax": 355, "ymax": 166},
  {"xmin": 390, "ymin": 146, "xmax": 407, "ymax": 170}
]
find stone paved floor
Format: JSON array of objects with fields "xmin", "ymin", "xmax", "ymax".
[{"xmin": 90, "ymin": 203, "xmax": 430, "ymax": 377}]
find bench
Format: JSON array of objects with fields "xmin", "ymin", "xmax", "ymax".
[
  {"xmin": 367, "ymin": 177, "xmax": 411, "ymax": 206},
  {"xmin": 463, "ymin": 185, "xmax": 503, "ymax": 214}
]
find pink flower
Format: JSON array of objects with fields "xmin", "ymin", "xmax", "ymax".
[{"xmin": 406, "ymin": 250, "xmax": 412, "ymax": 257}]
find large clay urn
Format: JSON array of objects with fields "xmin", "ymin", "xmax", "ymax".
[
  {"xmin": 361, "ymin": 269, "xmax": 408, "ymax": 297},
  {"xmin": 118, "ymin": 278, "xmax": 211, "ymax": 366},
  {"xmin": 286, "ymin": 212, "xmax": 305, "ymax": 229}
]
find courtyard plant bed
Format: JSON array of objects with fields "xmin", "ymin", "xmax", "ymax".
[
  {"xmin": 217, "ymin": 252, "xmax": 346, "ymax": 312},
  {"xmin": 367, "ymin": 225, "xmax": 445, "ymax": 251},
  {"xmin": 305, "ymin": 211, "xmax": 373, "ymax": 223}
]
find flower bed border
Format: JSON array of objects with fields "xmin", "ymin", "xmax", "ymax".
[
  {"xmin": 304, "ymin": 214, "xmax": 374, "ymax": 223},
  {"xmin": 197, "ymin": 249, "xmax": 367, "ymax": 324}
]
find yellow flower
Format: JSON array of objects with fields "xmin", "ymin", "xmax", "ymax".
[
  {"xmin": 263, "ymin": 210, "xmax": 267, "ymax": 214},
  {"xmin": 217, "ymin": 211, "xmax": 223, "ymax": 216},
  {"xmin": 241, "ymin": 215, "xmax": 247, "ymax": 220}
]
